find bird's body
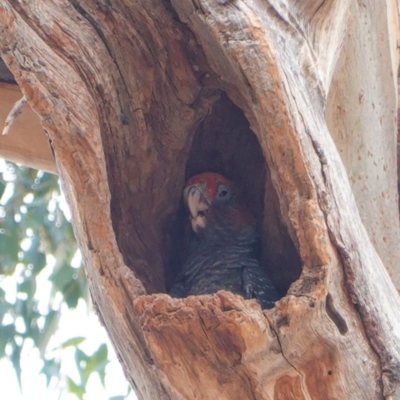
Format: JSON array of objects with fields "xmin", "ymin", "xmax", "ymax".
[{"xmin": 169, "ymin": 172, "xmax": 278, "ymax": 309}]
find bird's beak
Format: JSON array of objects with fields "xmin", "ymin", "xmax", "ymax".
[{"xmin": 184, "ymin": 184, "xmax": 210, "ymax": 233}]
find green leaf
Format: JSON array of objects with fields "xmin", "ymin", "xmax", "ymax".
[
  {"xmin": 22, "ymin": 235, "xmax": 46, "ymax": 274},
  {"xmin": 1, "ymin": 323, "xmax": 15, "ymax": 340},
  {"xmin": 67, "ymin": 376, "xmax": 85, "ymax": 399},
  {"xmin": 0, "ymin": 180, "xmax": 5, "ymax": 197},
  {"xmin": 92, "ymin": 343, "xmax": 109, "ymax": 386},
  {"xmin": 0, "ymin": 162, "xmax": 121, "ymax": 399},
  {"xmin": 0, "ymin": 324, "xmax": 16, "ymax": 358},
  {"xmin": 10, "ymin": 341, "xmax": 22, "ymax": 389},
  {"xmin": 61, "ymin": 337, "xmax": 85, "ymax": 349},
  {"xmin": 0, "ymin": 287, "xmax": 9, "ymax": 320},
  {"xmin": 49, "ymin": 263, "xmax": 75, "ymax": 291},
  {"xmin": 74, "ymin": 348, "xmax": 91, "ymax": 386},
  {"xmin": 40, "ymin": 358, "xmax": 60, "ymax": 386},
  {"xmin": 36, "ymin": 309, "xmax": 60, "ymax": 355},
  {"xmin": 93, "ymin": 343, "xmax": 108, "ymax": 364},
  {"xmin": 17, "ymin": 277, "xmax": 37, "ymax": 298},
  {"xmin": 73, "ymin": 345, "xmax": 110, "ymax": 388},
  {"xmin": 63, "ymin": 278, "xmax": 81, "ymax": 308},
  {"xmin": 0, "ymin": 224, "xmax": 19, "ymax": 275}
]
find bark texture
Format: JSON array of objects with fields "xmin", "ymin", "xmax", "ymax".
[
  {"xmin": 326, "ymin": 0, "xmax": 400, "ymax": 291},
  {"xmin": 1, "ymin": 1, "xmax": 400, "ymax": 399}
]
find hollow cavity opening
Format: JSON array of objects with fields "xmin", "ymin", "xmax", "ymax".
[{"xmin": 167, "ymin": 94, "xmax": 301, "ymax": 298}]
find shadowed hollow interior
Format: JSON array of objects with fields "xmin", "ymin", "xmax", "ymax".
[{"xmin": 167, "ymin": 94, "xmax": 302, "ymax": 297}]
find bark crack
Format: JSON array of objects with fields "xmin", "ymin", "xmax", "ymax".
[
  {"xmin": 302, "ymin": 123, "xmax": 396, "ymax": 396},
  {"xmin": 325, "ymin": 292, "xmax": 348, "ymax": 335},
  {"xmin": 264, "ymin": 312, "xmax": 303, "ymax": 378},
  {"xmin": 334, "ymin": 243, "xmax": 397, "ymax": 396},
  {"xmin": 310, "ymin": 0, "xmax": 328, "ymax": 22},
  {"xmin": 67, "ymin": 0, "xmax": 131, "ymax": 102},
  {"xmin": 305, "ymin": 135, "xmax": 395, "ymax": 395}
]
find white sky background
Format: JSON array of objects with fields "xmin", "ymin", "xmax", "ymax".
[{"xmin": 0, "ymin": 159, "xmax": 137, "ymax": 400}]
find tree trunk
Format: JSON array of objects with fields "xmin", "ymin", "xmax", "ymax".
[{"xmin": 1, "ymin": 1, "xmax": 400, "ymax": 399}]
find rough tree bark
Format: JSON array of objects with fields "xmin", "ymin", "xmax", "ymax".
[{"xmin": 1, "ymin": 1, "xmax": 400, "ymax": 399}]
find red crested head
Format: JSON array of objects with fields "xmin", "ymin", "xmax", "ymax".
[
  {"xmin": 183, "ymin": 172, "xmax": 254, "ymax": 236},
  {"xmin": 186, "ymin": 172, "xmax": 231, "ymax": 201}
]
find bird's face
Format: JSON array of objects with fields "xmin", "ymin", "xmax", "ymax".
[{"xmin": 183, "ymin": 172, "xmax": 239, "ymax": 234}]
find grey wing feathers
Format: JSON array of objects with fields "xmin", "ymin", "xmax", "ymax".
[{"xmin": 242, "ymin": 264, "xmax": 278, "ymax": 309}]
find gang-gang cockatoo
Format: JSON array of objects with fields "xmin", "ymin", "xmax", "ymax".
[{"xmin": 169, "ymin": 172, "xmax": 278, "ymax": 309}]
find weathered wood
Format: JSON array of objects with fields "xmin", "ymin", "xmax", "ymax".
[
  {"xmin": 0, "ymin": 1, "xmax": 218, "ymax": 398},
  {"xmin": 1, "ymin": 0, "xmax": 399, "ymax": 399},
  {"xmin": 326, "ymin": 0, "xmax": 400, "ymax": 291},
  {"xmin": 171, "ymin": 0, "xmax": 400, "ymax": 397},
  {"xmin": 0, "ymin": 83, "xmax": 56, "ymax": 173}
]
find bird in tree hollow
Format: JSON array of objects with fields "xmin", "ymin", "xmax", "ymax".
[{"xmin": 169, "ymin": 172, "xmax": 278, "ymax": 309}]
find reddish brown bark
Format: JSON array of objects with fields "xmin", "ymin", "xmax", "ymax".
[{"xmin": 1, "ymin": 1, "xmax": 399, "ymax": 399}]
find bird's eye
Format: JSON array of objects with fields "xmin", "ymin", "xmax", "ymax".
[{"xmin": 217, "ymin": 185, "xmax": 231, "ymax": 199}]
